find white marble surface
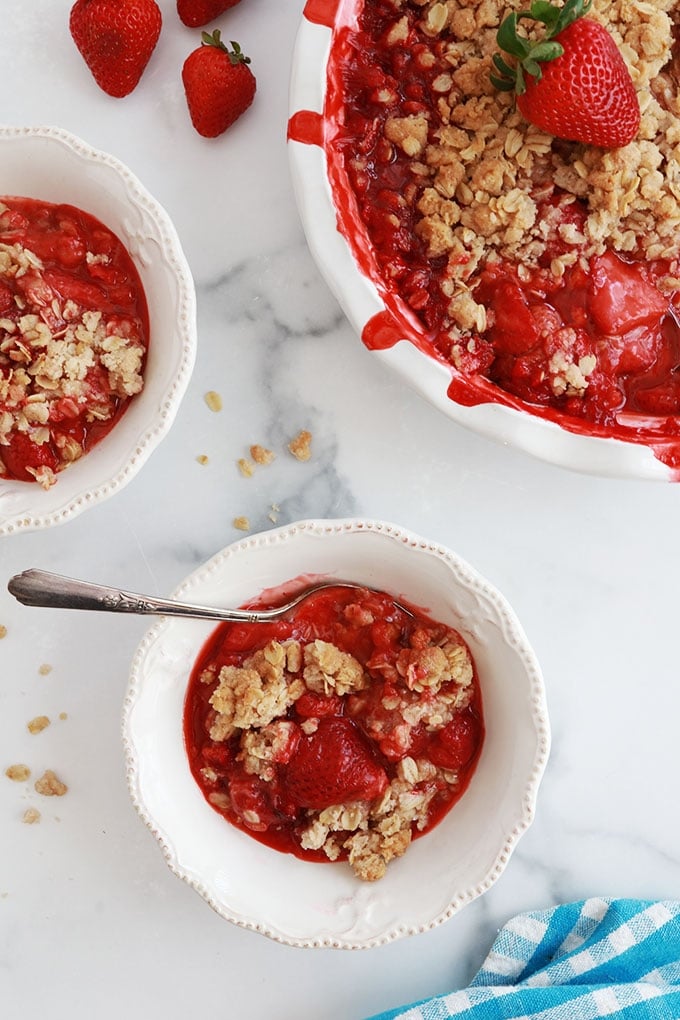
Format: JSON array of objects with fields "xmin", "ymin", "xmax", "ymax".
[{"xmin": 1, "ymin": 2, "xmax": 679, "ymax": 1018}]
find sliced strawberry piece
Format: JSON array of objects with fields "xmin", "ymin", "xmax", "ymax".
[
  {"xmin": 294, "ymin": 691, "xmax": 343, "ymax": 719},
  {"xmin": 589, "ymin": 252, "xmax": 668, "ymax": 337},
  {"xmin": 429, "ymin": 709, "xmax": 481, "ymax": 771},
  {"xmin": 1, "ymin": 432, "xmax": 59, "ymax": 482},
  {"xmin": 284, "ymin": 717, "xmax": 388, "ymax": 811},
  {"xmin": 475, "ymin": 269, "xmax": 540, "ymax": 355},
  {"xmin": 227, "ymin": 768, "xmax": 279, "ymax": 833}
]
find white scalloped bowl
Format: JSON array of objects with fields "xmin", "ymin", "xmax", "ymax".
[
  {"xmin": 0, "ymin": 125, "xmax": 196, "ymax": 535},
  {"xmin": 288, "ymin": 3, "xmax": 677, "ymax": 481},
  {"xmin": 123, "ymin": 518, "xmax": 550, "ymax": 949}
]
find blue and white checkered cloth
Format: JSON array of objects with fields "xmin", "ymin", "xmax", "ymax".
[{"xmin": 369, "ymin": 899, "xmax": 680, "ymax": 1019}]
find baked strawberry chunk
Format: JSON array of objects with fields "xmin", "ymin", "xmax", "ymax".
[{"xmin": 285, "ymin": 717, "xmax": 388, "ymax": 811}]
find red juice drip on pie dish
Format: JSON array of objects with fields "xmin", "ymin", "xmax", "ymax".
[
  {"xmin": 287, "ymin": 110, "xmax": 324, "ymax": 146},
  {"xmin": 303, "ymin": 0, "xmax": 341, "ymax": 27},
  {"xmin": 362, "ymin": 311, "xmax": 405, "ymax": 351}
]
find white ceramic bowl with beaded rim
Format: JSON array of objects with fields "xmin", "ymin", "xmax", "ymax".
[
  {"xmin": 288, "ymin": 2, "xmax": 677, "ymax": 481},
  {"xmin": 123, "ymin": 518, "xmax": 550, "ymax": 949},
  {"xmin": 0, "ymin": 125, "xmax": 197, "ymax": 536}
]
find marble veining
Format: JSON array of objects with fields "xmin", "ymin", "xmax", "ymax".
[{"xmin": 2, "ymin": 2, "xmax": 680, "ymax": 1019}]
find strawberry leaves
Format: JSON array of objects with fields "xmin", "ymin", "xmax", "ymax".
[
  {"xmin": 491, "ymin": 0, "xmax": 591, "ymax": 94},
  {"xmin": 491, "ymin": 0, "xmax": 640, "ymax": 148}
]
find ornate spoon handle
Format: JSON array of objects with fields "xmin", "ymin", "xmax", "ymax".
[{"xmin": 7, "ymin": 569, "xmax": 279, "ymax": 623}]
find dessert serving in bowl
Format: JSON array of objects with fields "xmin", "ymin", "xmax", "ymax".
[
  {"xmin": 288, "ymin": 0, "xmax": 680, "ymax": 480},
  {"xmin": 123, "ymin": 518, "xmax": 549, "ymax": 949},
  {"xmin": 0, "ymin": 125, "xmax": 196, "ymax": 535}
]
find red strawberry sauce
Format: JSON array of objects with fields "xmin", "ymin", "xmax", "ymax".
[
  {"xmin": 184, "ymin": 585, "xmax": 484, "ymax": 865},
  {"xmin": 0, "ymin": 196, "xmax": 148, "ymax": 483},
  {"xmin": 315, "ymin": 0, "xmax": 680, "ymax": 469}
]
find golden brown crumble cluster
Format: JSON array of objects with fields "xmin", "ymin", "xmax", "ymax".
[
  {"xmin": 202, "ymin": 625, "xmax": 475, "ymax": 882},
  {"xmin": 369, "ymin": 0, "xmax": 679, "ymax": 355},
  {"xmin": 0, "ymin": 209, "xmax": 145, "ymax": 488}
]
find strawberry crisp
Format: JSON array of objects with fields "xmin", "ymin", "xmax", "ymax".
[
  {"xmin": 0, "ymin": 197, "xmax": 147, "ymax": 488},
  {"xmin": 329, "ymin": 0, "xmax": 680, "ymax": 425},
  {"xmin": 184, "ymin": 585, "xmax": 483, "ymax": 882}
]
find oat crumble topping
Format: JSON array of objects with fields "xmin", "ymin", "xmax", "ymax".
[
  {"xmin": 250, "ymin": 443, "xmax": 275, "ymax": 465},
  {"xmin": 204, "ymin": 390, "xmax": 222, "ymax": 412},
  {"xmin": 22, "ymin": 807, "xmax": 41, "ymax": 824},
  {"xmin": 5, "ymin": 764, "xmax": 30, "ymax": 782},
  {"xmin": 233, "ymin": 515, "xmax": 250, "ymax": 531},
  {"xmin": 288, "ymin": 429, "xmax": 313, "ymax": 461},
  {"xmin": 34, "ymin": 769, "xmax": 68, "ymax": 797},
  {"xmin": 27, "ymin": 715, "xmax": 50, "ymax": 734}
]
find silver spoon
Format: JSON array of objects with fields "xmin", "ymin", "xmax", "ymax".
[{"xmin": 7, "ymin": 569, "xmax": 402, "ymax": 624}]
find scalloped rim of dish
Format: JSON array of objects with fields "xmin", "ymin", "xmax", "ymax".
[
  {"xmin": 287, "ymin": 5, "xmax": 673, "ymax": 481},
  {"xmin": 122, "ymin": 518, "xmax": 551, "ymax": 949},
  {"xmin": 0, "ymin": 124, "xmax": 197, "ymax": 535}
]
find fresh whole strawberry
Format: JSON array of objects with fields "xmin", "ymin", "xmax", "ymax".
[
  {"xmin": 491, "ymin": 0, "xmax": 640, "ymax": 148},
  {"xmin": 69, "ymin": 0, "xmax": 162, "ymax": 99},
  {"xmin": 177, "ymin": 0, "xmax": 242, "ymax": 29},
  {"xmin": 284, "ymin": 717, "xmax": 388, "ymax": 811},
  {"xmin": 182, "ymin": 30, "xmax": 256, "ymax": 138}
]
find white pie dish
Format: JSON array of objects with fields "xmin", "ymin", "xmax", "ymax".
[
  {"xmin": 287, "ymin": 3, "xmax": 676, "ymax": 481},
  {"xmin": 0, "ymin": 124, "xmax": 196, "ymax": 535},
  {"xmin": 123, "ymin": 518, "xmax": 550, "ymax": 949}
]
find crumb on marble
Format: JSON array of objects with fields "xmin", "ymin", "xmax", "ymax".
[
  {"xmin": 250, "ymin": 444, "xmax": 275, "ymax": 465},
  {"xmin": 5, "ymin": 764, "xmax": 30, "ymax": 782},
  {"xmin": 27, "ymin": 715, "xmax": 50, "ymax": 735},
  {"xmin": 0, "ymin": 624, "xmax": 7, "ymax": 639},
  {"xmin": 233, "ymin": 516, "xmax": 250, "ymax": 532},
  {"xmin": 34, "ymin": 770, "xmax": 68, "ymax": 797},
  {"xmin": 268, "ymin": 502, "xmax": 280, "ymax": 524},
  {"xmin": 38, "ymin": 664, "xmax": 52, "ymax": 676},
  {"xmin": 204, "ymin": 390, "xmax": 222, "ymax": 413},
  {"xmin": 59, "ymin": 712, "xmax": 68, "ymax": 721},
  {"xmin": 237, "ymin": 458, "xmax": 255, "ymax": 478},
  {"xmin": 196, "ymin": 454, "xmax": 209, "ymax": 466},
  {"xmin": 22, "ymin": 807, "xmax": 40, "ymax": 825},
  {"xmin": 288, "ymin": 430, "xmax": 312, "ymax": 462}
]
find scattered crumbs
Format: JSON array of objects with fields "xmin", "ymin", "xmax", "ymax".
[
  {"xmin": 38, "ymin": 663, "xmax": 52, "ymax": 676},
  {"xmin": 27, "ymin": 715, "xmax": 50, "ymax": 735},
  {"xmin": 22, "ymin": 808, "xmax": 40, "ymax": 825},
  {"xmin": 196, "ymin": 454, "xmax": 209, "ymax": 466},
  {"xmin": 58, "ymin": 712, "xmax": 68, "ymax": 721},
  {"xmin": 204, "ymin": 390, "xmax": 222, "ymax": 413},
  {"xmin": 250, "ymin": 444, "xmax": 275, "ymax": 465},
  {"xmin": 233, "ymin": 516, "xmax": 250, "ymax": 532},
  {"xmin": 237, "ymin": 457, "xmax": 255, "ymax": 478},
  {"xmin": 288, "ymin": 429, "xmax": 312, "ymax": 462},
  {"xmin": 34, "ymin": 770, "xmax": 68, "ymax": 797},
  {"xmin": 268, "ymin": 502, "xmax": 281, "ymax": 524},
  {"xmin": 0, "ymin": 624, "xmax": 7, "ymax": 639},
  {"xmin": 5, "ymin": 764, "xmax": 30, "ymax": 782}
]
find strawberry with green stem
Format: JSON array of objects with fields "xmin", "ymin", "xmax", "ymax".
[
  {"xmin": 182, "ymin": 30, "xmax": 256, "ymax": 137},
  {"xmin": 491, "ymin": 0, "xmax": 640, "ymax": 148}
]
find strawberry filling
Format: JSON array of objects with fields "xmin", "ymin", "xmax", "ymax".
[
  {"xmin": 325, "ymin": 1, "xmax": 680, "ymax": 429},
  {"xmin": 184, "ymin": 585, "xmax": 484, "ymax": 877}
]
